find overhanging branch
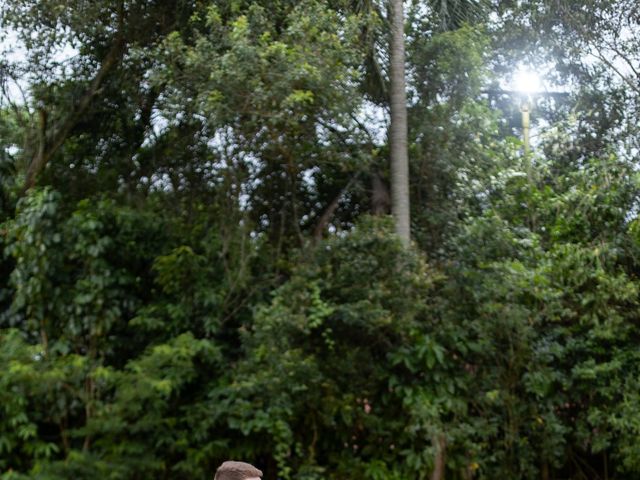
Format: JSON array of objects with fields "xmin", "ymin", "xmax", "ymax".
[{"xmin": 22, "ymin": 35, "xmax": 126, "ymax": 193}]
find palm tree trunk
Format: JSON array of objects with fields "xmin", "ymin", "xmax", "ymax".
[{"xmin": 389, "ymin": 0, "xmax": 410, "ymax": 245}]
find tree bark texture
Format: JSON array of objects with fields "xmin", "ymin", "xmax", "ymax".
[
  {"xmin": 431, "ymin": 433, "xmax": 447, "ymax": 480},
  {"xmin": 389, "ymin": 0, "xmax": 410, "ymax": 245}
]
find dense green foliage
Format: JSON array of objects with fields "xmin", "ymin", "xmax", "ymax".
[{"xmin": 2, "ymin": 0, "xmax": 640, "ymax": 479}]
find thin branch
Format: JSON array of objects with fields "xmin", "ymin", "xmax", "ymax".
[
  {"xmin": 592, "ymin": 46, "xmax": 640, "ymax": 95},
  {"xmin": 312, "ymin": 172, "xmax": 360, "ymax": 242},
  {"xmin": 606, "ymin": 42, "xmax": 640, "ymax": 79},
  {"xmin": 0, "ymin": 73, "xmax": 32, "ymax": 130},
  {"xmin": 22, "ymin": 35, "xmax": 126, "ymax": 193}
]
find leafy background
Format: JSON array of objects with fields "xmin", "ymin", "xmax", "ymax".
[{"xmin": 1, "ymin": 0, "xmax": 640, "ymax": 478}]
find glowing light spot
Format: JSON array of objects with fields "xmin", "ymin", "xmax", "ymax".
[{"xmin": 513, "ymin": 68, "xmax": 541, "ymax": 94}]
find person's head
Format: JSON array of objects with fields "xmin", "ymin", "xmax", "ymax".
[{"xmin": 214, "ymin": 461, "xmax": 263, "ymax": 480}]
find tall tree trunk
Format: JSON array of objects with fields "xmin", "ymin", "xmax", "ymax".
[
  {"xmin": 389, "ymin": 0, "xmax": 410, "ymax": 245},
  {"xmin": 431, "ymin": 433, "xmax": 447, "ymax": 480}
]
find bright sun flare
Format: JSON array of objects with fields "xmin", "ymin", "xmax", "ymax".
[{"xmin": 513, "ymin": 69, "xmax": 541, "ymax": 93}]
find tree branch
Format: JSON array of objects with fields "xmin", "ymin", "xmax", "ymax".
[
  {"xmin": 592, "ymin": 46, "xmax": 640, "ymax": 94},
  {"xmin": 312, "ymin": 173, "xmax": 360, "ymax": 242},
  {"xmin": 22, "ymin": 35, "xmax": 126, "ymax": 193}
]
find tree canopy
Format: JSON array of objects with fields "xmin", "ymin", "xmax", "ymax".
[{"xmin": 1, "ymin": 1, "xmax": 640, "ymax": 479}]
